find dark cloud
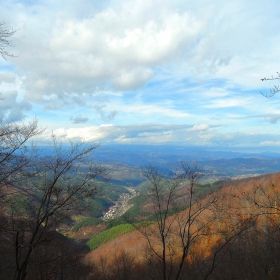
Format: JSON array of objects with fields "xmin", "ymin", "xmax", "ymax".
[
  {"xmin": 70, "ymin": 116, "xmax": 89, "ymax": 124},
  {"xmin": 93, "ymin": 104, "xmax": 117, "ymax": 121},
  {"xmin": 240, "ymin": 114, "xmax": 280, "ymax": 124},
  {"xmin": 0, "ymin": 91, "xmax": 32, "ymax": 123}
]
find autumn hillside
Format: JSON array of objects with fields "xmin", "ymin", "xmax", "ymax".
[{"xmin": 85, "ymin": 171, "xmax": 280, "ymax": 280}]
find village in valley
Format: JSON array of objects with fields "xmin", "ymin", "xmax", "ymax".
[{"xmin": 102, "ymin": 187, "xmax": 138, "ymax": 220}]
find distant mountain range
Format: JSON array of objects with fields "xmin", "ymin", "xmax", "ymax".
[
  {"xmin": 93, "ymin": 144, "xmax": 280, "ymax": 176},
  {"xmin": 37, "ymin": 144, "xmax": 280, "ymax": 183},
  {"xmin": 94, "ymin": 144, "xmax": 280, "ymax": 161}
]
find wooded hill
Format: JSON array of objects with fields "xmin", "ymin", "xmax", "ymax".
[{"xmin": 84, "ymin": 170, "xmax": 280, "ymax": 280}]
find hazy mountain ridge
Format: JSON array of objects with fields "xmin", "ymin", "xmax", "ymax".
[{"xmin": 92, "ymin": 145, "xmax": 280, "ymax": 181}]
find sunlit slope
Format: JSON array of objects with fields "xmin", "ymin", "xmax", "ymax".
[{"xmin": 85, "ymin": 172, "xmax": 280, "ymax": 266}]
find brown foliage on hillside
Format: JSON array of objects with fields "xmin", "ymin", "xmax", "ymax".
[{"xmin": 86, "ymin": 171, "xmax": 280, "ymax": 280}]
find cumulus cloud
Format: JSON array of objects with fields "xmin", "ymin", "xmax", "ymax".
[
  {"xmin": 3, "ymin": 1, "xmax": 280, "ymax": 100},
  {"xmin": 2, "ymin": 1, "xmax": 280, "ymax": 103},
  {"xmin": 1, "ymin": 0, "xmax": 280, "ymax": 149},
  {"xmin": 5, "ymin": 0, "xmax": 202, "ymax": 106}
]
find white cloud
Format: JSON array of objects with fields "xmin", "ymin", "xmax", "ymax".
[
  {"xmin": 2, "ymin": 1, "xmax": 279, "ymax": 101},
  {"xmin": 1, "ymin": 0, "xmax": 280, "ymax": 149},
  {"xmin": 189, "ymin": 124, "xmax": 209, "ymax": 132},
  {"xmin": 112, "ymin": 68, "xmax": 153, "ymax": 90},
  {"xmin": 202, "ymin": 88, "xmax": 230, "ymax": 98},
  {"xmin": 36, "ymin": 123, "xmax": 188, "ymax": 143},
  {"xmin": 204, "ymin": 98, "xmax": 249, "ymax": 109},
  {"xmin": 260, "ymin": 141, "xmax": 280, "ymax": 146},
  {"xmin": 110, "ymin": 103, "xmax": 192, "ymax": 119},
  {"xmin": 5, "ymin": 0, "xmax": 203, "ymax": 105},
  {"xmin": 2, "ymin": 0, "xmax": 279, "ymax": 104},
  {"xmin": 32, "ymin": 122, "xmax": 280, "ymax": 149},
  {"xmin": 50, "ymin": 126, "xmax": 112, "ymax": 142},
  {"xmin": 0, "ymin": 73, "xmax": 16, "ymax": 84}
]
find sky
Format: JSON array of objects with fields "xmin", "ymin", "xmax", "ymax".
[{"xmin": 1, "ymin": 0, "xmax": 280, "ymax": 149}]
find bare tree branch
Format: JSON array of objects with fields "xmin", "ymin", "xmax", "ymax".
[
  {"xmin": 260, "ymin": 72, "xmax": 280, "ymax": 97},
  {"xmin": 0, "ymin": 21, "xmax": 17, "ymax": 60}
]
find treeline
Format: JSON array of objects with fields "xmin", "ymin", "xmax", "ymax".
[{"xmin": 87, "ymin": 224, "xmax": 136, "ymax": 250}]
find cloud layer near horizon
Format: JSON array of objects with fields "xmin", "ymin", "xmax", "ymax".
[{"xmin": 1, "ymin": 0, "xmax": 280, "ymax": 148}]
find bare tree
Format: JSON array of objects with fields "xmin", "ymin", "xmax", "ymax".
[
  {"xmin": 0, "ymin": 21, "xmax": 34, "ymax": 192},
  {"xmin": 201, "ymin": 175, "xmax": 280, "ymax": 280},
  {"xmin": 7, "ymin": 137, "xmax": 106, "ymax": 280},
  {"xmin": 0, "ymin": 119, "xmax": 43, "ymax": 192},
  {"xmin": 111, "ymin": 250, "xmax": 138, "ymax": 280},
  {"xmin": 260, "ymin": 72, "xmax": 280, "ymax": 97},
  {"xmin": 0, "ymin": 21, "xmax": 17, "ymax": 60},
  {"xmin": 136, "ymin": 163, "xmax": 255, "ymax": 280},
  {"xmin": 0, "ymin": 133, "xmax": 107, "ymax": 279},
  {"xmin": 0, "ymin": 20, "xmax": 102, "ymax": 280},
  {"xmin": 135, "ymin": 163, "xmax": 211, "ymax": 280}
]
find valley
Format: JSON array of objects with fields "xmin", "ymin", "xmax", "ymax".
[
  {"xmin": 3, "ymin": 144, "xmax": 280, "ymax": 280},
  {"xmin": 102, "ymin": 187, "xmax": 138, "ymax": 220}
]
